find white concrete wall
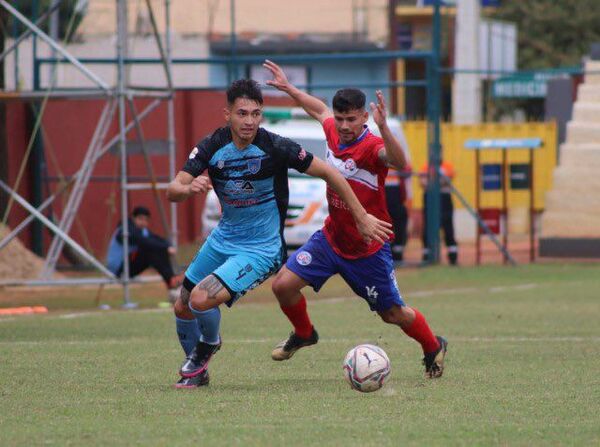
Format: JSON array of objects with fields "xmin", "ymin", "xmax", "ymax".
[
  {"xmin": 80, "ymin": 0, "xmax": 389, "ymax": 44},
  {"xmin": 4, "ymin": 34, "xmax": 209, "ymax": 90}
]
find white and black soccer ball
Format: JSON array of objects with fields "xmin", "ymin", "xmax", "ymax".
[{"xmin": 342, "ymin": 344, "xmax": 391, "ymax": 393}]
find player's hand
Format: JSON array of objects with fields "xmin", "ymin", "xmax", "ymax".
[
  {"xmin": 356, "ymin": 213, "xmax": 393, "ymax": 245},
  {"xmin": 188, "ymin": 175, "xmax": 212, "ymax": 195},
  {"xmin": 263, "ymin": 59, "xmax": 291, "ymax": 91},
  {"xmin": 369, "ymin": 90, "xmax": 387, "ymax": 128}
]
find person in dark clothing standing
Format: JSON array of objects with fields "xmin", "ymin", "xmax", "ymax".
[
  {"xmin": 385, "ymin": 166, "xmax": 412, "ymax": 264},
  {"xmin": 419, "ymin": 161, "xmax": 458, "ymax": 265},
  {"xmin": 107, "ymin": 206, "xmax": 182, "ymax": 300}
]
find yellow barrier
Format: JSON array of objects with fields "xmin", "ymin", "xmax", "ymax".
[{"xmin": 404, "ymin": 121, "xmax": 557, "ymax": 211}]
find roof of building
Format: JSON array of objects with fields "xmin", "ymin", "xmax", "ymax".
[{"xmin": 210, "ymin": 34, "xmax": 385, "ymax": 55}]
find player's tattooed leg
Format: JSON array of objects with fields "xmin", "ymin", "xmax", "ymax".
[
  {"xmin": 197, "ymin": 275, "xmax": 225, "ymax": 300},
  {"xmin": 180, "ymin": 287, "xmax": 191, "ymax": 305}
]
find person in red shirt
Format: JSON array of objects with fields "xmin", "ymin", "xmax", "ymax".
[{"xmin": 263, "ymin": 60, "xmax": 448, "ymax": 378}]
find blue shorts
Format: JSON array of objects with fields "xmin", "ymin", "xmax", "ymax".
[
  {"xmin": 185, "ymin": 238, "xmax": 282, "ymax": 307},
  {"xmin": 286, "ymin": 230, "xmax": 405, "ymax": 312}
]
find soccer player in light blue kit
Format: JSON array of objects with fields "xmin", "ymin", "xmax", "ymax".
[{"xmin": 166, "ymin": 79, "xmax": 393, "ymax": 388}]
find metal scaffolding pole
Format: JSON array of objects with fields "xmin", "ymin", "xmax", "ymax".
[
  {"xmin": 0, "ymin": 0, "xmax": 110, "ymax": 91},
  {"xmin": 165, "ymin": 0, "xmax": 177, "ymax": 250},
  {"xmin": 0, "ymin": 99, "xmax": 163, "ymax": 252},
  {"xmin": 126, "ymin": 98, "xmax": 170, "ymax": 235},
  {"xmin": 41, "ymin": 100, "xmax": 117, "ymax": 278},
  {"xmin": 116, "ymin": 0, "xmax": 134, "ymax": 307},
  {"xmin": 0, "ymin": 180, "xmax": 116, "ymax": 278},
  {"xmin": 0, "ymin": 2, "xmax": 177, "ymax": 296},
  {"xmin": 0, "ymin": 0, "xmax": 62, "ymax": 62}
]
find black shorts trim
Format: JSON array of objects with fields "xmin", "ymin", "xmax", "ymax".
[
  {"xmin": 183, "ymin": 276, "xmax": 196, "ymax": 292},
  {"xmin": 211, "ymin": 272, "xmax": 238, "ymax": 307}
]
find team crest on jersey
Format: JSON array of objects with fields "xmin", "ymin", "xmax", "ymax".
[
  {"xmin": 188, "ymin": 147, "xmax": 198, "ymax": 159},
  {"xmin": 296, "ymin": 251, "xmax": 312, "ymax": 266},
  {"xmin": 217, "ymin": 160, "xmax": 225, "ymax": 169},
  {"xmin": 298, "ymin": 148, "xmax": 307, "ymax": 160},
  {"xmin": 344, "ymin": 158, "xmax": 357, "ymax": 172},
  {"xmin": 247, "ymin": 158, "xmax": 261, "ymax": 174}
]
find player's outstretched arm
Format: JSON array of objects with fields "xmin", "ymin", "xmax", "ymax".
[
  {"xmin": 305, "ymin": 158, "xmax": 393, "ymax": 244},
  {"xmin": 371, "ymin": 90, "xmax": 407, "ymax": 170},
  {"xmin": 263, "ymin": 59, "xmax": 333, "ymax": 124},
  {"xmin": 167, "ymin": 171, "xmax": 212, "ymax": 202}
]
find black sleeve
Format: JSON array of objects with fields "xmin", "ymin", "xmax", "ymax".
[
  {"xmin": 138, "ymin": 232, "xmax": 170, "ymax": 251},
  {"xmin": 267, "ymin": 131, "xmax": 314, "ymax": 173},
  {"xmin": 181, "ymin": 128, "xmax": 229, "ymax": 177},
  {"xmin": 116, "ymin": 222, "xmax": 170, "ymax": 250},
  {"xmin": 115, "ymin": 220, "xmax": 140, "ymax": 246}
]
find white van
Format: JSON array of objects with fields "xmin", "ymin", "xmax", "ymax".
[{"xmin": 201, "ymin": 116, "xmax": 409, "ymax": 248}]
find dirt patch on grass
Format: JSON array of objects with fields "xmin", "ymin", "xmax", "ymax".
[{"xmin": 0, "ymin": 224, "xmax": 48, "ymax": 281}]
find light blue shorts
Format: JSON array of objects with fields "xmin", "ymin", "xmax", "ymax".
[{"xmin": 184, "ymin": 238, "xmax": 282, "ymax": 306}]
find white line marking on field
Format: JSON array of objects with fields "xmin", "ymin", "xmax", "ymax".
[
  {"xmin": 452, "ymin": 336, "xmax": 600, "ymax": 343},
  {"xmin": 0, "ymin": 279, "xmax": 580, "ymax": 323},
  {"xmin": 1, "ymin": 335, "xmax": 598, "ymax": 346},
  {"xmin": 317, "ymin": 282, "xmax": 542, "ymax": 304},
  {"xmin": 489, "ymin": 283, "xmax": 538, "ymax": 293}
]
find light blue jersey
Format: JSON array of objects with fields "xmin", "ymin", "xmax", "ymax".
[
  {"xmin": 181, "ymin": 126, "xmax": 314, "ymax": 299},
  {"xmin": 207, "ymin": 142, "xmax": 281, "ymax": 258}
]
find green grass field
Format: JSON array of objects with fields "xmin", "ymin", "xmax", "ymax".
[{"xmin": 1, "ymin": 264, "xmax": 599, "ymax": 446}]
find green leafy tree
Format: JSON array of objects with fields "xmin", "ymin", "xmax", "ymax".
[
  {"xmin": 491, "ymin": 0, "xmax": 600, "ymax": 69},
  {"xmin": 8, "ymin": 0, "xmax": 85, "ymax": 41}
]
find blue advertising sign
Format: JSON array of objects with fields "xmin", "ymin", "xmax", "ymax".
[
  {"xmin": 423, "ymin": 0, "xmax": 501, "ymax": 6},
  {"xmin": 482, "ymin": 164, "xmax": 502, "ymax": 191},
  {"xmin": 465, "ymin": 138, "xmax": 542, "ymax": 150}
]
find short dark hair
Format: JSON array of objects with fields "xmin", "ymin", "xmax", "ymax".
[
  {"xmin": 332, "ymin": 88, "xmax": 366, "ymax": 113},
  {"xmin": 132, "ymin": 206, "xmax": 150, "ymax": 218},
  {"xmin": 226, "ymin": 79, "xmax": 263, "ymax": 106}
]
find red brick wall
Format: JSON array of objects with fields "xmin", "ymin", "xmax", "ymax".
[{"xmin": 4, "ymin": 90, "xmax": 296, "ymax": 259}]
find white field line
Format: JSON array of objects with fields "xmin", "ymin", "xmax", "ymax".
[
  {"xmin": 1, "ymin": 336, "xmax": 599, "ymax": 347},
  {"xmin": 319, "ymin": 282, "xmax": 541, "ymax": 304},
  {"xmin": 0, "ymin": 279, "xmax": 582, "ymax": 323}
]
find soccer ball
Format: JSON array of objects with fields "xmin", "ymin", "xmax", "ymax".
[{"xmin": 342, "ymin": 344, "xmax": 391, "ymax": 393}]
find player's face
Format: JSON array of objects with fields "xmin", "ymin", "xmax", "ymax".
[
  {"xmin": 333, "ymin": 108, "xmax": 368, "ymax": 145},
  {"xmin": 225, "ymin": 98, "xmax": 263, "ymax": 146},
  {"xmin": 133, "ymin": 215, "xmax": 150, "ymax": 229}
]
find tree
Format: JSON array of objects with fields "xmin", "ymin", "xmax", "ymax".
[
  {"xmin": 9, "ymin": 0, "xmax": 85, "ymax": 42},
  {"xmin": 491, "ymin": 0, "xmax": 600, "ymax": 69}
]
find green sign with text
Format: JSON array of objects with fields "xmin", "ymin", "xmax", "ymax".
[{"xmin": 492, "ymin": 72, "xmax": 564, "ymax": 98}]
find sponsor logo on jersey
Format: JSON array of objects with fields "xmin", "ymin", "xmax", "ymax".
[
  {"xmin": 189, "ymin": 147, "xmax": 198, "ymax": 159},
  {"xmin": 296, "ymin": 251, "xmax": 312, "ymax": 266},
  {"xmin": 247, "ymin": 158, "xmax": 261, "ymax": 174},
  {"xmin": 224, "ymin": 180, "xmax": 255, "ymax": 195}
]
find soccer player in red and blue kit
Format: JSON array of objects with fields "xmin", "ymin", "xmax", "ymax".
[{"xmin": 264, "ymin": 60, "xmax": 448, "ymax": 378}]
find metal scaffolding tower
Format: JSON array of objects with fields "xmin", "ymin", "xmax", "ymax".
[{"xmin": 0, "ymin": 0, "xmax": 177, "ymax": 306}]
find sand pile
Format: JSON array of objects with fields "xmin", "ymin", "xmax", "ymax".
[{"xmin": 0, "ymin": 224, "xmax": 46, "ymax": 280}]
